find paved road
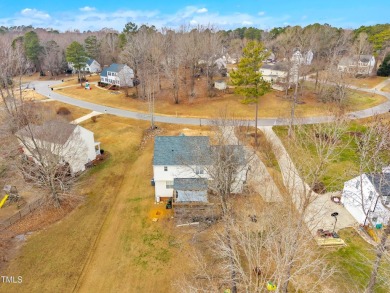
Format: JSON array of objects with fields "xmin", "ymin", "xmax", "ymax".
[{"xmin": 33, "ymin": 79, "xmax": 390, "ymax": 127}]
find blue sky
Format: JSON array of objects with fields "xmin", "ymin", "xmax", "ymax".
[{"xmin": 0, "ymin": 1, "xmax": 388, "ymax": 32}]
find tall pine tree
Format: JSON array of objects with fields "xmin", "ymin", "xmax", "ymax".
[{"xmin": 230, "ymin": 40, "xmax": 270, "ymax": 146}]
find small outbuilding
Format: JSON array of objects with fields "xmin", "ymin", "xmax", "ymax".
[{"xmin": 214, "ymin": 80, "xmax": 227, "ymax": 90}]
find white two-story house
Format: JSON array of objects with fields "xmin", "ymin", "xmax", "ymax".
[
  {"xmin": 337, "ymin": 55, "xmax": 376, "ymax": 75},
  {"xmin": 341, "ymin": 172, "xmax": 390, "ymax": 226},
  {"xmin": 68, "ymin": 58, "xmax": 101, "ymax": 74},
  {"xmin": 16, "ymin": 121, "xmax": 101, "ymax": 174},
  {"xmin": 152, "ymin": 135, "xmax": 247, "ymax": 203},
  {"xmin": 100, "ymin": 63, "xmax": 135, "ymax": 87}
]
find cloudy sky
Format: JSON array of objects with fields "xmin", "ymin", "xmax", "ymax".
[{"xmin": 0, "ymin": 0, "xmax": 388, "ymax": 32}]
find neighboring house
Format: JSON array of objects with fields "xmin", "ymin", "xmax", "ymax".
[
  {"xmin": 259, "ymin": 50, "xmax": 311, "ymax": 91},
  {"xmin": 68, "ymin": 59, "xmax": 101, "ymax": 73},
  {"xmin": 16, "ymin": 121, "xmax": 101, "ymax": 174},
  {"xmin": 100, "ymin": 63, "xmax": 135, "ymax": 87},
  {"xmin": 214, "ymin": 80, "xmax": 227, "ymax": 90},
  {"xmin": 152, "ymin": 135, "xmax": 247, "ymax": 203},
  {"xmin": 337, "ymin": 55, "xmax": 375, "ymax": 75},
  {"xmin": 291, "ymin": 50, "xmax": 313, "ymax": 66},
  {"xmin": 260, "ymin": 63, "xmax": 299, "ymax": 90},
  {"xmin": 341, "ymin": 172, "xmax": 390, "ymax": 226}
]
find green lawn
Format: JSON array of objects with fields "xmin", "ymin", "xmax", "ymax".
[
  {"xmin": 273, "ymin": 116, "xmax": 390, "ymax": 191},
  {"xmin": 327, "ymin": 228, "xmax": 390, "ymax": 293}
]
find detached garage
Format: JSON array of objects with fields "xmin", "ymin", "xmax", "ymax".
[{"xmin": 173, "ymin": 178, "xmax": 208, "ymax": 202}]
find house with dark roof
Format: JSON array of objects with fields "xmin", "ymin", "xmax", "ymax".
[
  {"xmin": 100, "ymin": 63, "xmax": 135, "ymax": 87},
  {"xmin": 152, "ymin": 135, "xmax": 247, "ymax": 202},
  {"xmin": 16, "ymin": 121, "xmax": 100, "ymax": 174},
  {"xmin": 341, "ymin": 171, "xmax": 390, "ymax": 226},
  {"xmin": 337, "ymin": 55, "xmax": 375, "ymax": 75},
  {"xmin": 68, "ymin": 58, "xmax": 101, "ymax": 74}
]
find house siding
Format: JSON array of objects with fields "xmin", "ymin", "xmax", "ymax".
[{"xmin": 342, "ymin": 174, "xmax": 389, "ymax": 225}]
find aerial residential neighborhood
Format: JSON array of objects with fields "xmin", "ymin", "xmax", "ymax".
[{"xmin": 0, "ymin": 1, "xmax": 389, "ymax": 293}]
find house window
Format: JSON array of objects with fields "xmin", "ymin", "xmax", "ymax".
[
  {"xmin": 164, "ymin": 166, "xmax": 168, "ymax": 171},
  {"xmin": 195, "ymin": 166, "xmax": 204, "ymax": 175},
  {"xmin": 372, "ymin": 216, "xmax": 378, "ymax": 222},
  {"xmin": 355, "ymin": 180, "xmax": 360, "ymax": 189},
  {"xmin": 368, "ymin": 191, "xmax": 374, "ymax": 201},
  {"xmin": 166, "ymin": 181, "xmax": 173, "ymax": 189}
]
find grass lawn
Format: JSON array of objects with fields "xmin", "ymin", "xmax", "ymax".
[
  {"xmin": 345, "ymin": 76, "xmax": 388, "ymax": 88},
  {"xmin": 2, "ymin": 115, "xmax": 211, "ymax": 293},
  {"xmin": 382, "ymin": 83, "xmax": 390, "ymax": 93},
  {"xmin": 53, "ymin": 80, "xmax": 387, "ymax": 119},
  {"xmin": 273, "ymin": 113, "xmax": 390, "ymax": 191},
  {"xmin": 327, "ymin": 228, "xmax": 390, "ymax": 292}
]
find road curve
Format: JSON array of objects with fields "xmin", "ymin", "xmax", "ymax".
[{"xmin": 32, "ymin": 79, "xmax": 390, "ymax": 126}]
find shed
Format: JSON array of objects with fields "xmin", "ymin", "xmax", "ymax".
[{"xmin": 214, "ymin": 80, "xmax": 227, "ymax": 90}]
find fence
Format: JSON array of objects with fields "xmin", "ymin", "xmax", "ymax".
[{"xmin": 0, "ymin": 197, "xmax": 45, "ymax": 231}]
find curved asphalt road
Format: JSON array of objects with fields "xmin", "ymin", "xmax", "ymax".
[{"xmin": 32, "ymin": 79, "xmax": 390, "ymax": 126}]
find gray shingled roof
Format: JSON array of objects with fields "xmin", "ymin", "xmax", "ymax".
[
  {"xmin": 16, "ymin": 121, "xmax": 77, "ymax": 145},
  {"xmin": 339, "ymin": 55, "xmax": 374, "ymax": 66},
  {"xmin": 153, "ymin": 136, "xmax": 210, "ymax": 165},
  {"xmin": 366, "ymin": 173, "xmax": 390, "ymax": 197},
  {"xmin": 86, "ymin": 58, "xmax": 94, "ymax": 66},
  {"xmin": 173, "ymin": 178, "xmax": 208, "ymax": 191},
  {"xmin": 261, "ymin": 62, "xmax": 289, "ymax": 72},
  {"xmin": 100, "ymin": 63, "xmax": 126, "ymax": 77}
]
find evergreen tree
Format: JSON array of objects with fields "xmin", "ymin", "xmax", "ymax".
[
  {"xmin": 24, "ymin": 31, "xmax": 42, "ymax": 71},
  {"xmin": 84, "ymin": 35, "xmax": 100, "ymax": 61},
  {"xmin": 377, "ymin": 53, "xmax": 390, "ymax": 76},
  {"xmin": 230, "ymin": 40, "xmax": 271, "ymax": 146},
  {"xmin": 66, "ymin": 41, "xmax": 88, "ymax": 85}
]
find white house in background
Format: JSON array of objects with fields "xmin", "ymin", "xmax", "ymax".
[
  {"xmin": 260, "ymin": 63, "xmax": 299, "ymax": 90},
  {"xmin": 152, "ymin": 135, "xmax": 247, "ymax": 203},
  {"xmin": 68, "ymin": 58, "xmax": 101, "ymax": 74},
  {"xmin": 337, "ymin": 55, "xmax": 375, "ymax": 75},
  {"xmin": 214, "ymin": 80, "xmax": 227, "ymax": 90},
  {"xmin": 291, "ymin": 50, "xmax": 314, "ymax": 66},
  {"xmin": 16, "ymin": 121, "xmax": 101, "ymax": 174},
  {"xmin": 100, "ymin": 63, "xmax": 135, "ymax": 87},
  {"xmin": 341, "ymin": 172, "xmax": 390, "ymax": 226}
]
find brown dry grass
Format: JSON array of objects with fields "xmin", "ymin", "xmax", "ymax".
[
  {"xmin": 382, "ymin": 83, "xmax": 390, "ymax": 92},
  {"xmin": 55, "ymin": 81, "xmax": 387, "ymax": 119},
  {"xmin": 2, "ymin": 114, "xmax": 212, "ymax": 293},
  {"xmin": 345, "ymin": 76, "xmax": 388, "ymax": 88}
]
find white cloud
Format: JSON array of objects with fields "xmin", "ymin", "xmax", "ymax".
[
  {"xmin": 196, "ymin": 8, "xmax": 208, "ymax": 14},
  {"xmin": 258, "ymin": 11, "xmax": 265, "ymax": 16},
  {"xmin": 21, "ymin": 8, "xmax": 50, "ymax": 19},
  {"xmin": 190, "ymin": 19, "xmax": 198, "ymax": 25},
  {"xmin": 301, "ymin": 15, "xmax": 307, "ymax": 20},
  {"xmin": 79, "ymin": 6, "xmax": 96, "ymax": 12}
]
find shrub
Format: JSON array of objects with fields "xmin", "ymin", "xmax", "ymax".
[
  {"xmin": 56, "ymin": 107, "xmax": 71, "ymax": 115},
  {"xmin": 91, "ymin": 116, "xmax": 97, "ymax": 123}
]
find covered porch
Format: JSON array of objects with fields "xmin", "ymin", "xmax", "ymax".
[{"xmin": 173, "ymin": 178, "xmax": 208, "ymax": 203}]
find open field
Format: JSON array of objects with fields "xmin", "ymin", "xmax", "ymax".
[
  {"xmin": 2, "ymin": 115, "xmax": 212, "ymax": 293},
  {"xmin": 274, "ymin": 112, "xmax": 390, "ymax": 192},
  {"xmin": 53, "ymin": 78, "xmax": 387, "ymax": 119}
]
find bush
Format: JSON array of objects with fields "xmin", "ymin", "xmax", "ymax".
[
  {"xmin": 91, "ymin": 116, "xmax": 97, "ymax": 123},
  {"xmin": 57, "ymin": 107, "xmax": 71, "ymax": 115}
]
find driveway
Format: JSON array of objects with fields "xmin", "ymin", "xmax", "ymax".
[
  {"xmin": 259, "ymin": 126, "xmax": 357, "ymax": 235},
  {"xmin": 32, "ymin": 79, "xmax": 390, "ymax": 127}
]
